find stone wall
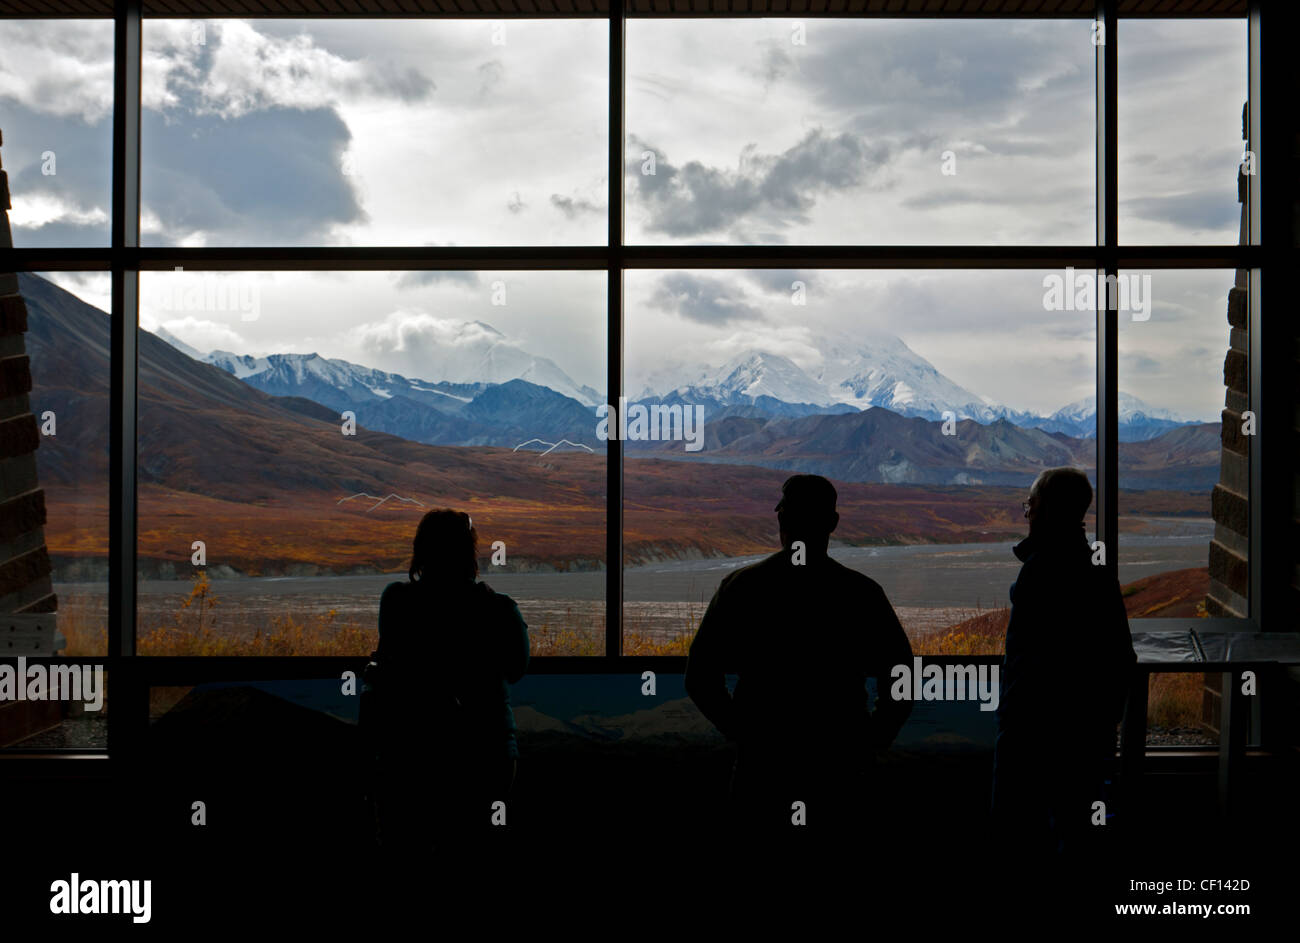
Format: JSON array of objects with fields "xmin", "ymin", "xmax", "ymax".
[
  {"xmin": 0, "ymin": 127, "xmax": 63, "ymax": 746},
  {"xmin": 1204, "ymin": 103, "xmax": 1251, "ymax": 619}
]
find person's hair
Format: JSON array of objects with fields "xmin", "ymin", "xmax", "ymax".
[
  {"xmin": 1029, "ymin": 466, "xmax": 1093, "ymax": 528},
  {"xmin": 408, "ymin": 508, "xmax": 478, "ymax": 583}
]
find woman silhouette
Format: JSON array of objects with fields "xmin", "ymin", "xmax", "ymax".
[{"xmin": 366, "ymin": 509, "xmax": 530, "ymax": 847}]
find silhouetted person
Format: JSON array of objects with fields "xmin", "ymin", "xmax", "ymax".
[
  {"xmin": 992, "ymin": 467, "xmax": 1135, "ymax": 865},
  {"xmin": 685, "ymin": 474, "xmax": 914, "ymax": 833},
  {"xmin": 363, "ymin": 509, "xmax": 529, "ymax": 851}
]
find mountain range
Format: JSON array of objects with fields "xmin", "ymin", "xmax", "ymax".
[
  {"xmin": 176, "ymin": 322, "xmax": 1197, "ymax": 444},
  {"xmin": 29, "ymin": 272, "xmax": 1220, "ymax": 493},
  {"xmin": 633, "ymin": 337, "xmax": 1194, "ymax": 441},
  {"xmin": 19, "ymin": 272, "xmax": 1219, "ymax": 576},
  {"xmin": 151, "ymin": 308, "xmax": 1210, "ymax": 478}
]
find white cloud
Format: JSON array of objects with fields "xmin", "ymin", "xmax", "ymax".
[
  {"xmin": 0, "ymin": 20, "xmax": 114, "ymax": 123},
  {"xmin": 8, "ymin": 193, "xmax": 108, "ymax": 230},
  {"xmin": 346, "ymin": 309, "xmax": 505, "ymax": 358},
  {"xmin": 38, "ymin": 272, "xmax": 111, "ymax": 314},
  {"xmin": 143, "ymin": 20, "xmax": 433, "ymax": 119},
  {"xmin": 146, "ymin": 315, "xmax": 249, "ymax": 353}
]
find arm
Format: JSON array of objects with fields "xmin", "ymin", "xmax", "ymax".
[
  {"xmin": 868, "ymin": 585, "xmax": 914, "ymax": 751},
  {"xmin": 994, "ymin": 562, "xmax": 1043, "ymax": 731},
  {"xmin": 684, "ymin": 580, "xmax": 740, "ymax": 740}
]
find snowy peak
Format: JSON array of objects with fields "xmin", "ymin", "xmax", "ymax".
[
  {"xmin": 1050, "ymin": 392, "xmax": 1184, "ymax": 424},
  {"xmin": 645, "ymin": 333, "xmax": 1020, "ymax": 423},
  {"xmin": 205, "ymin": 349, "xmax": 271, "ymax": 380},
  {"xmin": 162, "ymin": 317, "xmax": 601, "ymax": 408},
  {"xmin": 154, "ymin": 326, "xmax": 204, "ymax": 361},
  {"xmin": 812, "ymin": 331, "xmax": 996, "ymax": 419},
  {"xmin": 699, "ymin": 350, "xmax": 832, "ymax": 406},
  {"xmin": 1035, "ymin": 392, "xmax": 1191, "ymax": 441}
]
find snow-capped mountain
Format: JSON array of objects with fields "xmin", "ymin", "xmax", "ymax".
[
  {"xmin": 632, "ymin": 334, "xmax": 1197, "ymax": 441},
  {"xmin": 1035, "ymin": 393, "xmax": 1189, "ymax": 441},
  {"xmin": 389, "ymin": 319, "xmax": 601, "ymax": 406},
  {"xmin": 153, "ymin": 326, "xmax": 204, "ymax": 361},
  {"xmin": 201, "ymin": 350, "xmax": 486, "ymax": 413},
  {"xmin": 154, "ymin": 315, "xmax": 602, "ymax": 409},
  {"xmin": 694, "ymin": 350, "xmax": 835, "ymax": 407},
  {"xmin": 152, "ymin": 331, "xmax": 605, "ymax": 449},
  {"xmin": 155, "ymin": 317, "xmax": 1197, "ymax": 447},
  {"xmin": 814, "ymin": 331, "xmax": 1027, "ymax": 421},
  {"xmin": 1050, "ymin": 392, "xmax": 1184, "ymax": 424},
  {"xmin": 638, "ymin": 333, "xmax": 1038, "ymax": 424}
]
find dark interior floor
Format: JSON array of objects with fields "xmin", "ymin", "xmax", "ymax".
[{"xmin": 4, "ymin": 731, "xmax": 1294, "ymax": 929}]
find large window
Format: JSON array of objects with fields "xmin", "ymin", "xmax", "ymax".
[
  {"xmin": 625, "ymin": 18, "xmax": 1095, "ymax": 245},
  {"xmin": 623, "ymin": 268, "xmax": 1096, "ymax": 656},
  {"xmin": 133, "ymin": 268, "xmax": 607, "ymax": 655},
  {"xmin": 0, "ymin": 20, "xmax": 113, "ymax": 248},
  {"xmin": 139, "ymin": 19, "xmax": 608, "ymax": 247},
  {"xmin": 0, "ymin": 8, "xmax": 1264, "ymax": 752}
]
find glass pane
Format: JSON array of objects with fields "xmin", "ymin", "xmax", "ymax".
[
  {"xmin": 1119, "ymin": 19, "xmax": 1248, "ymax": 245},
  {"xmin": 0, "ymin": 20, "xmax": 113, "ymax": 247},
  {"xmin": 1118, "ymin": 269, "xmax": 1245, "ymax": 619},
  {"xmin": 135, "ymin": 269, "xmax": 606, "ymax": 654},
  {"xmin": 2, "ymin": 245, "xmax": 110, "ymax": 744},
  {"xmin": 626, "ymin": 18, "xmax": 1094, "ymax": 245},
  {"xmin": 141, "ymin": 19, "xmax": 608, "ymax": 247},
  {"xmin": 11, "ymin": 272, "xmax": 111, "ymax": 663},
  {"xmin": 623, "ymin": 269, "xmax": 1097, "ymax": 655},
  {"xmin": 1146, "ymin": 672, "xmax": 1218, "ymax": 747},
  {"xmin": 0, "ymin": 667, "xmax": 107, "ymax": 749}
]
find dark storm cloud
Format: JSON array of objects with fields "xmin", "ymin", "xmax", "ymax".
[
  {"xmin": 140, "ymin": 103, "xmax": 364, "ymax": 245},
  {"xmin": 800, "ymin": 20, "xmax": 1091, "ymax": 128},
  {"xmin": 550, "ymin": 194, "xmax": 603, "ymax": 219},
  {"xmin": 1122, "ymin": 191, "xmax": 1240, "ymax": 233},
  {"xmin": 649, "ymin": 272, "xmax": 764, "ymax": 325},
  {"xmin": 393, "ymin": 270, "xmax": 481, "ymax": 289},
  {"xmin": 626, "ymin": 128, "xmax": 892, "ymax": 237},
  {"xmin": 745, "ymin": 269, "xmax": 815, "ymax": 294}
]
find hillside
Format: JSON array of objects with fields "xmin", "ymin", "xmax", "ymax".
[
  {"xmin": 20, "ymin": 273, "xmax": 1217, "ymax": 576},
  {"xmin": 640, "ymin": 409, "xmax": 1222, "ymax": 491}
]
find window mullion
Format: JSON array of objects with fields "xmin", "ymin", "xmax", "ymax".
[
  {"xmin": 607, "ymin": 2, "xmax": 625, "ymax": 659},
  {"xmin": 108, "ymin": 0, "xmax": 142, "ymax": 758}
]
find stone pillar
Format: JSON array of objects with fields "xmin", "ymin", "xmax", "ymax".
[
  {"xmin": 0, "ymin": 127, "xmax": 63, "ymax": 746},
  {"xmin": 1205, "ymin": 103, "xmax": 1251, "ymax": 619}
]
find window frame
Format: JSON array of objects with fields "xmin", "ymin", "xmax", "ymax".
[{"xmin": 0, "ymin": 1, "xmax": 1266, "ymax": 759}]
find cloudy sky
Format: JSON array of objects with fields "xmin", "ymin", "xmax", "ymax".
[{"xmin": 1, "ymin": 16, "xmax": 1245, "ymax": 419}]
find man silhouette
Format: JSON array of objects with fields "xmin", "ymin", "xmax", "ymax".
[
  {"xmin": 685, "ymin": 474, "xmax": 914, "ymax": 831},
  {"xmin": 992, "ymin": 466, "xmax": 1136, "ymax": 862}
]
